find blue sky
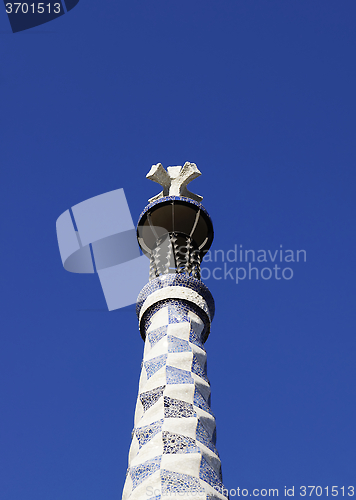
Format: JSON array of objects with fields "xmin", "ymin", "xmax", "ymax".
[{"xmin": 0, "ymin": 1, "xmax": 355, "ymax": 498}]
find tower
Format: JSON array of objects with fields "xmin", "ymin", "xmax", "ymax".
[{"xmin": 122, "ymin": 163, "xmax": 228, "ymax": 500}]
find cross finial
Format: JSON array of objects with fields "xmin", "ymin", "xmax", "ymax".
[{"xmin": 146, "ymin": 162, "xmax": 203, "ymax": 203}]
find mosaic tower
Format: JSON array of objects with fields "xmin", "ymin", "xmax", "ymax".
[{"xmin": 122, "ymin": 163, "xmax": 228, "ymax": 500}]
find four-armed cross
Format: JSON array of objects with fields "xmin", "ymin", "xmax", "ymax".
[{"xmin": 146, "ymin": 162, "xmax": 203, "ymax": 203}]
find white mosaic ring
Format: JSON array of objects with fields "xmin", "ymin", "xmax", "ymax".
[{"xmin": 137, "ymin": 275, "xmax": 215, "ymax": 343}]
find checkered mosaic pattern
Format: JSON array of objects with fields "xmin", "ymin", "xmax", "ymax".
[{"xmin": 122, "ymin": 300, "xmax": 228, "ymax": 500}]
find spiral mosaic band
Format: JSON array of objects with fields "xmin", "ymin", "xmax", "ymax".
[{"xmin": 136, "ymin": 275, "xmax": 215, "ymax": 320}]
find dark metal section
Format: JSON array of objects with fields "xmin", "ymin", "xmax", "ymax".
[
  {"xmin": 137, "ymin": 196, "xmax": 214, "ymax": 281},
  {"xmin": 137, "ymin": 197, "xmax": 214, "ymax": 257},
  {"xmin": 149, "ymin": 232, "xmax": 201, "ymax": 280}
]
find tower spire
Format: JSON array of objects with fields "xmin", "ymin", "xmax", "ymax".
[{"xmin": 122, "ymin": 163, "xmax": 228, "ymax": 500}]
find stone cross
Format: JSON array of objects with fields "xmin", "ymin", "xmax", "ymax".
[{"xmin": 146, "ymin": 162, "xmax": 203, "ymax": 203}]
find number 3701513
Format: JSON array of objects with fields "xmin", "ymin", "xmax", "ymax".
[{"xmin": 5, "ymin": 3, "xmax": 61, "ymax": 13}]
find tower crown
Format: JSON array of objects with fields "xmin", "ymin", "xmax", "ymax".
[{"xmin": 137, "ymin": 163, "xmax": 213, "ymax": 281}]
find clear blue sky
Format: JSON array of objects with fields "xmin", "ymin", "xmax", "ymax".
[{"xmin": 1, "ymin": 1, "xmax": 355, "ymax": 499}]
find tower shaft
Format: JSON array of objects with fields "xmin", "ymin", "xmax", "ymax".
[{"xmin": 122, "ymin": 276, "xmax": 228, "ymax": 499}]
